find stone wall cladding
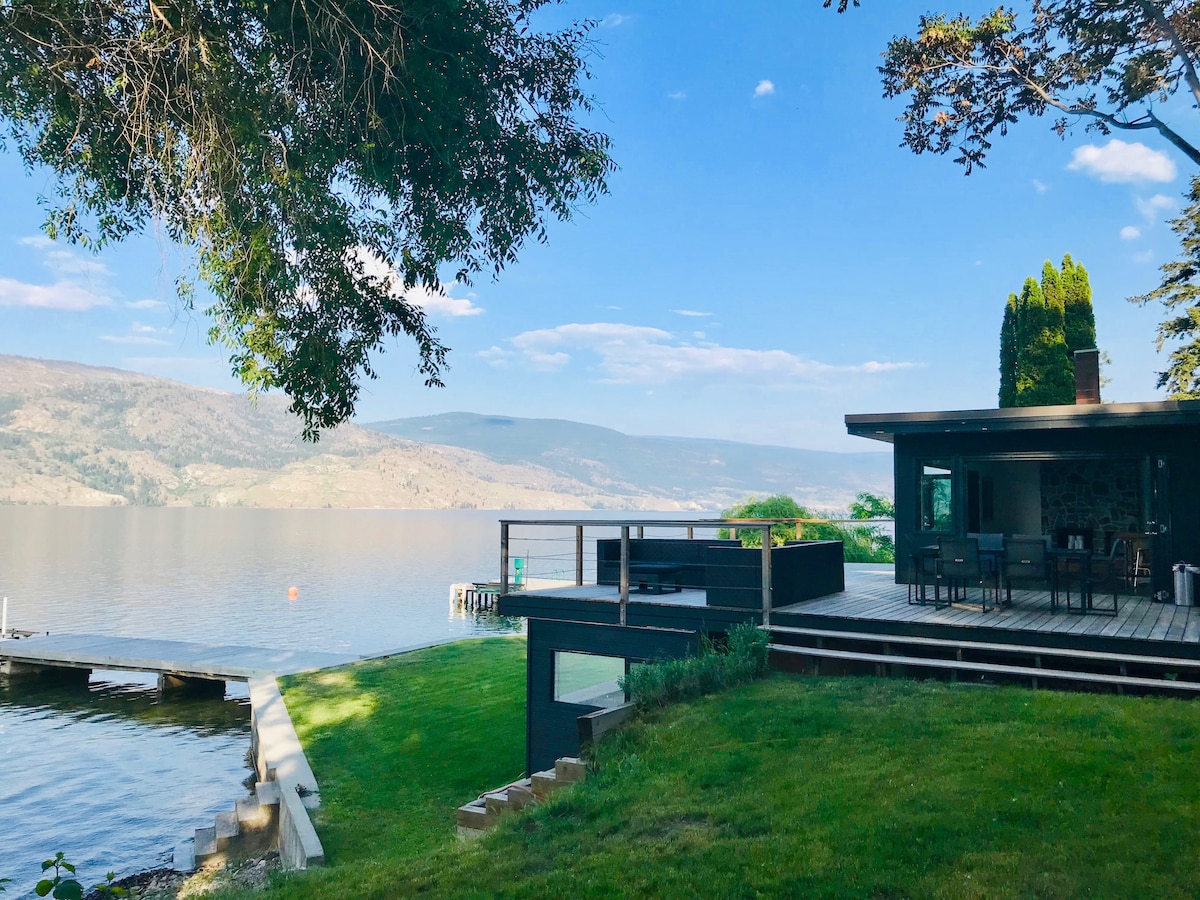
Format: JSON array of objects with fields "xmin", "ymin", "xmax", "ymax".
[{"xmin": 1041, "ymin": 458, "xmax": 1142, "ymax": 540}]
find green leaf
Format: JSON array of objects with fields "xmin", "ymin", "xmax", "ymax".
[
  {"xmin": 52, "ymin": 880, "xmax": 83, "ymax": 900},
  {"xmin": 35, "ymin": 880, "xmax": 54, "ymax": 897}
]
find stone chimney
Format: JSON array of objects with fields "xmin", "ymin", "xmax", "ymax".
[{"xmin": 1074, "ymin": 348, "xmax": 1101, "ymax": 405}]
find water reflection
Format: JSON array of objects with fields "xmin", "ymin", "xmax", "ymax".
[{"xmin": 0, "ymin": 675, "xmax": 251, "ymax": 898}]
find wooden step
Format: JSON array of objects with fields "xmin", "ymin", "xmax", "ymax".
[
  {"xmin": 768, "ymin": 644, "xmax": 1200, "ymax": 694},
  {"xmin": 530, "ymin": 769, "xmax": 559, "ymax": 800},
  {"xmin": 555, "ymin": 757, "xmax": 586, "ymax": 784},
  {"xmin": 455, "ymin": 798, "xmax": 493, "ymax": 831},
  {"xmin": 770, "ymin": 626, "xmax": 1200, "ymax": 670}
]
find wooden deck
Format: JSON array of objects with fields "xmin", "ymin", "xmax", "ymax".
[
  {"xmin": 512, "ymin": 564, "xmax": 1200, "ymax": 651},
  {"xmin": 0, "ymin": 633, "xmax": 359, "ymax": 680},
  {"xmin": 775, "ymin": 564, "xmax": 1200, "ymax": 649}
]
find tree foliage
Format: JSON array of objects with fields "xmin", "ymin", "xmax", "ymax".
[
  {"xmin": 869, "ymin": 1, "xmax": 1200, "ymax": 173},
  {"xmin": 999, "ymin": 292, "xmax": 1020, "ymax": 407},
  {"xmin": 719, "ymin": 493, "xmax": 895, "ymax": 563},
  {"xmin": 1131, "ymin": 176, "xmax": 1200, "ymax": 397},
  {"xmin": 0, "ymin": 0, "xmax": 614, "ymax": 439},
  {"xmin": 1000, "ymin": 258, "xmax": 1092, "ymax": 407}
]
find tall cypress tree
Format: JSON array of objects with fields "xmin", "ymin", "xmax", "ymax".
[
  {"xmin": 1014, "ymin": 276, "xmax": 1074, "ymax": 406},
  {"xmin": 999, "ymin": 292, "xmax": 1019, "ymax": 407},
  {"xmin": 1063, "ymin": 254, "xmax": 1097, "ymax": 358},
  {"xmin": 999, "ymin": 255, "xmax": 1100, "ymax": 407}
]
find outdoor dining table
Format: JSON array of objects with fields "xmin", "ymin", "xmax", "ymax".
[{"xmin": 1048, "ymin": 547, "xmax": 1108, "ymax": 615}]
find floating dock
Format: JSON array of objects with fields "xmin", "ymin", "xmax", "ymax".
[{"xmin": 0, "ymin": 632, "xmax": 358, "ymax": 688}]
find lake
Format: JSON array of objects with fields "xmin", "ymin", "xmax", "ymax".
[{"xmin": 0, "ymin": 507, "xmax": 528, "ymax": 896}]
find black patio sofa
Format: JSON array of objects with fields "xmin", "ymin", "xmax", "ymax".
[{"xmin": 596, "ymin": 537, "xmax": 844, "ymax": 608}]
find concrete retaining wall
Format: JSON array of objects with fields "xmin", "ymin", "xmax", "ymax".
[{"xmin": 248, "ymin": 677, "xmax": 324, "ymax": 869}]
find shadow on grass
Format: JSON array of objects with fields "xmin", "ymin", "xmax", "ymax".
[{"xmin": 234, "ymin": 636, "xmax": 529, "ymax": 899}]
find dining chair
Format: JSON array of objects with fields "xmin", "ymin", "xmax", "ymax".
[
  {"xmin": 1001, "ymin": 538, "xmax": 1052, "ymax": 610},
  {"xmin": 937, "ymin": 537, "xmax": 995, "ymax": 611}
]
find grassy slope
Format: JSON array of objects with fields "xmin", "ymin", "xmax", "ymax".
[
  {"xmin": 236, "ymin": 639, "xmax": 1200, "ymax": 899},
  {"xmin": 251, "ymin": 637, "xmax": 528, "ymax": 899}
]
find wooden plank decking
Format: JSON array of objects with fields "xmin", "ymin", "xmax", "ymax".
[
  {"xmin": 0, "ymin": 633, "xmax": 359, "ymax": 680},
  {"xmin": 775, "ymin": 564, "xmax": 1200, "ymax": 648},
  {"xmin": 513, "ymin": 564, "xmax": 1200, "ymax": 649}
]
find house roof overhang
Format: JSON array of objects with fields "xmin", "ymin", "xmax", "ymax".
[{"xmin": 845, "ymin": 399, "xmax": 1200, "ymax": 444}]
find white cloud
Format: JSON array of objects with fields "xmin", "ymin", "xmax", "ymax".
[
  {"xmin": 672, "ymin": 309, "xmax": 713, "ymax": 317},
  {"xmin": 600, "ymin": 12, "xmax": 628, "ymax": 27},
  {"xmin": 126, "ymin": 298, "xmax": 167, "ymax": 310},
  {"xmin": 505, "ymin": 322, "xmax": 912, "ymax": 385},
  {"xmin": 1120, "ymin": 225, "xmax": 1141, "ymax": 240},
  {"xmin": 667, "ymin": 91, "xmax": 687, "ymax": 101},
  {"xmin": 19, "ymin": 236, "xmax": 111, "ymax": 278},
  {"xmin": 1136, "ymin": 193, "xmax": 1177, "ymax": 221},
  {"xmin": 1133, "ymin": 250, "xmax": 1156, "ymax": 264},
  {"xmin": 355, "ymin": 248, "xmax": 484, "ymax": 317},
  {"xmin": 754, "ymin": 80, "xmax": 775, "ymax": 97},
  {"xmin": 0, "ymin": 278, "xmax": 111, "ymax": 311},
  {"xmin": 99, "ymin": 334, "xmax": 168, "ymax": 345},
  {"xmin": 404, "ymin": 281, "xmax": 484, "ymax": 318},
  {"xmin": 1032, "ymin": 179, "xmax": 1048, "ymax": 194},
  {"xmin": 1067, "ymin": 139, "xmax": 1177, "ymax": 183},
  {"xmin": 478, "ymin": 346, "xmax": 513, "ymax": 369}
]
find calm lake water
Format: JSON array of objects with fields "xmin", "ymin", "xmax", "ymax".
[{"xmin": 0, "ymin": 507, "xmax": 530, "ymax": 897}]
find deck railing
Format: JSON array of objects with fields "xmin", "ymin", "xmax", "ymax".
[{"xmin": 499, "ymin": 518, "xmax": 815, "ymax": 627}]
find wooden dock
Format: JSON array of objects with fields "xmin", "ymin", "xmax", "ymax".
[{"xmin": 0, "ymin": 633, "xmax": 359, "ymax": 683}]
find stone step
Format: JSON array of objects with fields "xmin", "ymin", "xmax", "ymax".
[
  {"xmin": 255, "ymin": 781, "xmax": 282, "ymax": 806},
  {"xmin": 194, "ymin": 826, "xmax": 217, "ymax": 861},
  {"xmin": 214, "ymin": 810, "xmax": 240, "ymax": 849},
  {"xmin": 555, "ymin": 757, "xmax": 586, "ymax": 784},
  {"xmin": 530, "ymin": 769, "xmax": 559, "ymax": 800},
  {"xmin": 236, "ymin": 796, "xmax": 275, "ymax": 831},
  {"xmin": 172, "ymin": 839, "xmax": 196, "ymax": 875}
]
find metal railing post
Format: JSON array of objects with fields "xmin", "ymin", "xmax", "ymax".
[
  {"xmin": 637, "ymin": 525, "xmax": 644, "ymax": 539},
  {"xmin": 687, "ymin": 526, "xmax": 694, "ymax": 540},
  {"xmin": 501, "ymin": 522, "xmax": 510, "ymax": 595},
  {"xmin": 761, "ymin": 524, "xmax": 772, "ymax": 628},
  {"xmin": 620, "ymin": 525, "xmax": 630, "ymax": 625},
  {"xmin": 576, "ymin": 525, "xmax": 584, "ymax": 586}
]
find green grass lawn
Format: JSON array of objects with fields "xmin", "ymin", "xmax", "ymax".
[{"xmin": 225, "ymin": 637, "xmax": 1200, "ymax": 899}]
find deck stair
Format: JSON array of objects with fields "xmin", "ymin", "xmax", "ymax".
[
  {"xmin": 455, "ymin": 757, "xmax": 586, "ymax": 838},
  {"xmin": 769, "ymin": 624, "xmax": 1200, "ymax": 697}
]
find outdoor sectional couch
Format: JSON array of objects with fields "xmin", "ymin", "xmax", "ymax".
[{"xmin": 596, "ymin": 537, "xmax": 845, "ymax": 608}]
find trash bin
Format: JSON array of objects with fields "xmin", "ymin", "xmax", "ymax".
[{"xmin": 1174, "ymin": 563, "xmax": 1195, "ymax": 606}]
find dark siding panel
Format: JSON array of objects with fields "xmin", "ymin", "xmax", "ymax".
[{"xmin": 525, "ymin": 620, "xmax": 699, "ymax": 773}]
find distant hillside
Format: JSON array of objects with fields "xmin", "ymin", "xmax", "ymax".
[
  {"xmin": 0, "ymin": 356, "xmax": 690, "ymax": 509},
  {"xmin": 364, "ymin": 412, "xmax": 892, "ymax": 511}
]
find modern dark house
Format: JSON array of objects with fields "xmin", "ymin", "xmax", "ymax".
[
  {"xmin": 495, "ymin": 359, "xmax": 1200, "ymax": 777},
  {"xmin": 845, "ymin": 397, "xmax": 1200, "ymax": 598}
]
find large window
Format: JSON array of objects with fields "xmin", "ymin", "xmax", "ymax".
[
  {"xmin": 553, "ymin": 651, "xmax": 626, "ymax": 708},
  {"xmin": 920, "ymin": 462, "xmax": 953, "ymax": 532}
]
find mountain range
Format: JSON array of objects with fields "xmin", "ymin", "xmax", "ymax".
[{"xmin": 0, "ymin": 356, "xmax": 890, "ymax": 510}]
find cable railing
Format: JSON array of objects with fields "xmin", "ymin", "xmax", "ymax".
[{"xmin": 497, "ymin": 518, "xmax": 874, "ymax": 627}]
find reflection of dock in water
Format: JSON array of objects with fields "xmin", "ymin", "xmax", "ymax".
[{"xmin": 0, "ymin": 633, "xmax": 358, "ymax": 691}]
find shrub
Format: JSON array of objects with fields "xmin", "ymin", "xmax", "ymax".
[{"xmin": 619, "ymin": 623, "xmax": 769, "ymax": 712}]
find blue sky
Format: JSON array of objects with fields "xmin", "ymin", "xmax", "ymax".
[{"xmin": 0, "ymin": 1, "xmax": 1194, "ymax": 452}]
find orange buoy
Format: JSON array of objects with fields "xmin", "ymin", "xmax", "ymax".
[{"xmin": 288, "ymin": 586, "xmax": 299, "ymax": 601}]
